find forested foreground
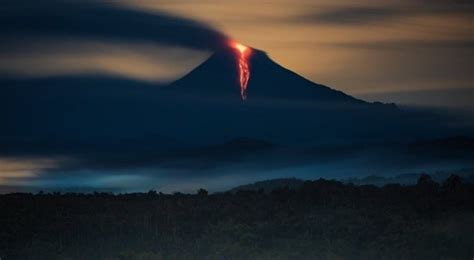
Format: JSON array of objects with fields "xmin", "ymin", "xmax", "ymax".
[{"xmin": 1, "ymin": 175, "xmax": 473, "ymax": 260}]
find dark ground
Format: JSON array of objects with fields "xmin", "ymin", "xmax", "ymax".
[{"xmin": 1, "ymin": 175, "xmax": 473, "ymax": 260}]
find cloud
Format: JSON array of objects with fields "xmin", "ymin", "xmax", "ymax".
[
  {"xmin": 298, "ymin": 6, "xmax": 401, "ymax": 25},
  {"xmin": 292, "ymin": 2, "xmax": 472, "ymax": 26},
  {"xmin": 358, "ymin": 87, "xmax": 474, "ymax": 110},
  {"xmin": 0, "ymin": 40, "xmax": 209, "ymax": 81},
  {"xmin": 0, "ymin": 0, "xmax": 228, "ymax": 51},
  {"xmin": 326, "ymin": 39, "xmax": 474, "ymax": 50}
]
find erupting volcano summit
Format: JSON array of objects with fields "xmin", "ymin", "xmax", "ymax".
[
  {"xmin": 230, "ymin": 41, "xmax": 252, "ymax": 100},
  {"xmin": 168, "ymin": 41, "xmax": 370, "ymax": 105}
]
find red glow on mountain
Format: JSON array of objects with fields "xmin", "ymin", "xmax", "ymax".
[{"xmin": 230, "ymin": 41, "xmax": 251, "ymax": 100}]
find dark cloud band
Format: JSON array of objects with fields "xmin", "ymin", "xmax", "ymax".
[
  {"xmin": 292, "ymin": 2, "xmax": 472, "ymax": 26},
  {"xmin": 0, "ymin": 0, "xmax": 228, "ymax": 50}
]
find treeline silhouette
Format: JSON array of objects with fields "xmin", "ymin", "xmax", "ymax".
[{"xmin": 0, "ymin": 175, "xmax": 473, "ymax": 259}]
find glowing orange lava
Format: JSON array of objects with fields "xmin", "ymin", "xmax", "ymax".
[{"xmin": 230, "ymin": 41, "xmax": 251, "ymax": 100}]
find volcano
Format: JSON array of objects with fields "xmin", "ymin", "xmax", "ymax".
[
  {"xmin": 153, "ymin": 44, "xmax": 417, "ymax": 145},
  {"xmin": 168, "ymin": 44, "xmax": 368, "ymax": 105}
]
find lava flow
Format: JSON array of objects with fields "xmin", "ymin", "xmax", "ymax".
[{"xmin": 230, "ymin": 41, "xmax": 251, "ymax": 100}]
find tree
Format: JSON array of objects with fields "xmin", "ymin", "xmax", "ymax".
[
  {"xmin": 416, "ymin": 174, "xmax": 439, "ymax": 193},
  {"xmin": 441, "ymin": 174, "xmax": 468, "ymax": 200},
  {"xmin": 197, "ymin": 188, "xmax": 208, "ymax": 197}
]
